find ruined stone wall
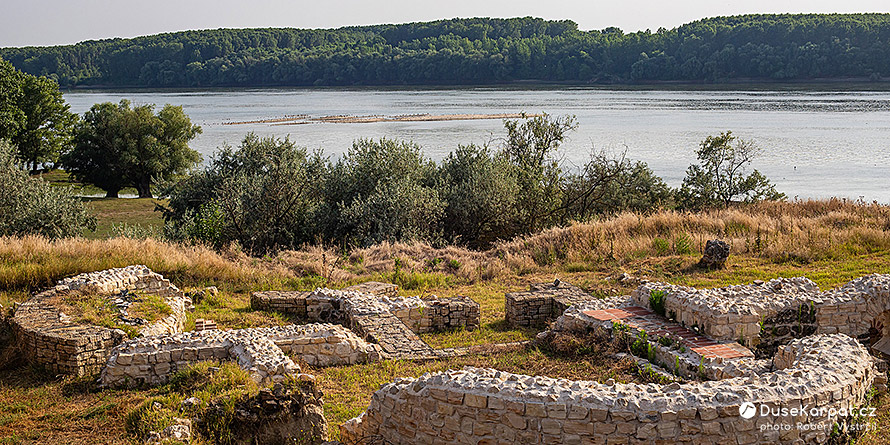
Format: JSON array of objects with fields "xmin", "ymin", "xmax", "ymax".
[
  {"xmin": 101, "ymin": 323, "xmax": 382, "ymax": 387},
  {"xmin": 11, "ymin": 266, "xmax": 189, "ymax": 376},
  {"xmin": 250, "ymin": 291, "xmax": 309, "ymax": 317},
  {"xmin": 341, "ymin": 335, "xmax": 877, "ymax": 445},
  {"xmin": 251, "ymin": 285, "xmax": 480, "ymax": 335},
  {"xmin": 755, "ymin": 304, "xmax": 818, "ymax": 358},
  {"xmin": 816, "ymin": 274, "xmax": 890, "ymax": 340},
  {"xmin": 551, "ymin": 298, "xmax": 768, "ymax": 381},
  {"xmin": 631, "ymin": 277, "xmax": 818, "ymax": 347},
  {"xmin": 505, "ymin": 281, "xmax": 594, "ymax": 327},
  {"xmin": 12, "ymin": 289, "xmax": 128, "ymax": 376},
  {"xmin": 631, "ymin": 275, "xmax": 890, "ymax": 352}
]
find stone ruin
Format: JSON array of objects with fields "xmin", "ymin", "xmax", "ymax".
[
  {"xmin": 10, "ymin": 266, "xmax": 483, "ymax": 387},
  {"xmin": 9, "ymin": 266, "xmax": 486, "ymax": 443},
  {"xmin": 10, "ymin": 265, "xmax": 191, "ymax": 376},
  {"xmin": 99, "ymin": 323, "xmax": 381, "ymax": 387},
  {"xmin": 343, "ymin": 275, "xmax": 890, "ymax": 444},
  {"xmin": 12, "ymin": 265, "xmax": 890, "ymax": 444}
]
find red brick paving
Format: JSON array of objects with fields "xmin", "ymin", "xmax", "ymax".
[{"xmin": 582, "ymin": 306, "xmax": 753, "ymax": 360}]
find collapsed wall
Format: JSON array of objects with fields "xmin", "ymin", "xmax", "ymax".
[
  {"xmin": 11, "ymin": 266, "xmax": 190, "ymax": 376},
  {"xmin": 341, "ymin": 334, "xmax": 877, "ymax": 444}
]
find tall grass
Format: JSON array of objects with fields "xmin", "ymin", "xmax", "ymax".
[
  {"xmin": 0, "ymin": 236, "xmax": 304, "ymax": 291},
  {"xmin": 2, "ymin": 199, "xmax": 889, "ymax": 295}
]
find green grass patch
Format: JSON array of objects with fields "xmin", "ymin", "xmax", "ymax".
[{"xmin": 83, "ymin": 198, "xmax": 166, "ymax": 240}]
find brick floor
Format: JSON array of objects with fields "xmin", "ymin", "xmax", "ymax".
[{"xmin": 582, "ymin": 306, "xmax": 754, "ymax": 360}]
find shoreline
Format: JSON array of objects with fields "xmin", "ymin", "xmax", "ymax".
[{"xmin": 223, "ymin": 112, "xmax": 544, "ymax": 126}]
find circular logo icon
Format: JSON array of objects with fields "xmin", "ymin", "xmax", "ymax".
[{"xmin": 739, "ymin": 402, "xmax": 757, "ymax": 419}]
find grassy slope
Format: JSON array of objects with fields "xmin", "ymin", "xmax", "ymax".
[{"xmin": 1, "ymin": 200, "xmax": 890, "ymax": 443}]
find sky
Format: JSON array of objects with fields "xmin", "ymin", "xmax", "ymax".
[{"xmin": 2, "ymin": 0, "xmax": 890, "ymax": 47}]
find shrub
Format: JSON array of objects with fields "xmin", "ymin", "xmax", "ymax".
[
  {"xmin": 436, "ymin": 144, "xmax": 519, "ymax": 246},
  {"xmin": 0, "ymin": 140, "xmax": 96, "ymax": 238},
  {"xmin": 563, "ymin": 155, "xmax": 674, "ymax": 220},
  {"xmin": 648, "ymin": 290, "xmax": 666, "ymax": 316},
  {"xmin": 162, "ymin": 134, "xmax": 326, "ymax": 254},
  {"xmin": 322, "ymin": 138, "xmax": 444, "ymax": 246}
]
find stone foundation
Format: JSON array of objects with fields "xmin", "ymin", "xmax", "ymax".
[
  {"xmin": 11, "ymin": 266, "xmax": 190, "ymax": 376},
  {"xmin": 505, "ymin": 280, "xmax": 595, "ymax": 327},
  {"xmin": 341, "ymin": 334, "xmax": 878, "ymax": 444},
  {"xmin": 252, "ymin": 283, "xmax": 481, "ymax": 335},
  {"xmin": 100, "ymin": 323, "xmax": 382, "ymax": 387},
  {"xmin": 633, "ymin": 274, "xmax": 890, "ymax": 352}
]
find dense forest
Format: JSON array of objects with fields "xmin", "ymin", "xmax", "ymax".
[{"xmin": 4, "ymin": 14, "xmax": 890, "ymax": 87}]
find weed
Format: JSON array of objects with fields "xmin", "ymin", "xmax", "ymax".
[{"xmin": 649, "ymin": 290, "xmax": 666, "ymax": 316}]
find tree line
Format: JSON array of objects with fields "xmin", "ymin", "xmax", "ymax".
[
  {"xmin": 161, "ymin": 120, "xmax": 782, "ymax": 254},
  {"xmin": 4, "ymin": 14, "xmax": 890, "ymax": 87}
]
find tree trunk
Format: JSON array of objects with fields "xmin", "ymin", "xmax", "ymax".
[
  {"xmin": 136, "ymin": 181, "xmax": 152, "ymax": 198},
  {"xmin": 105, "ymin": 188, "xmax": 120, "ymax": 198}
]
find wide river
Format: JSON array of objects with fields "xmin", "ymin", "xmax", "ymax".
[{"xmin": 64, "ymin": 87, "xmax": 890, "ymax": 203}]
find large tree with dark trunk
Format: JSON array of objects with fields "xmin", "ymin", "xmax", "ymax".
[{"xmin": 63, "ymin": 100, "xmax": 201, "ymax": 198}]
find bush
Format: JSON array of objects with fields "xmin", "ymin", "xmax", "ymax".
[
  {"xmin": 161, "ymin": 116, "xmax": 679, "ymax": 253},
  {"xmin": 162, "ymin": 134, "xmax": 325, "ymax": 254},
  {"xmin": 322, "ymin": 138, "xmax": 443, "ymax": 246},
  {"xmin": 562, "ymin": 154, "xmax": 674, "ymax": 220},
  {"xmin": 0, "ymin": 140, "xmax": 95, "ymax": 238},
  {"xmin": 436, "ymin": 144, "xmax": 519, "ymax": 246}
]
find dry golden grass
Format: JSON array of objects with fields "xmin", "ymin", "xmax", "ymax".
[
  {"xmin": 281, "ymin": 199, "xmax": 890, "ymax": 285},
  {"xmin": 0, "ymin": 236, "xmax": 316, "ymax": 293}
]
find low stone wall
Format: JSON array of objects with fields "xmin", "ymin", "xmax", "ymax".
[
  {"xmin": 249, "ymin": 282, "xmax": 396, "ymax": 317},
  {"xmin": 341, "ymin": 334, "xmax": 877, "ymax": 444},
  {"xmin": 11, "ymin": 266, "xmax": 190, "ymax": 376},
  {"xmin": 632, "ymin": 277, "xmax": 818, "ymax": 346},
  {"xmin": 250, "ymin": 291, "xmax": 309, "ymax": 317},
  {"xmin": 551, "ymin": 297, "xmax": 766, "ymax": 381},
  {"xmin": 252, "ymin": 284, "xmax": 481, "ymax": 335},
  {"xmin": 423, "ymin": 296, "xmax": 480, "ymax": 332},
  {"xmin": 632, "ymin": 274, "xmax": 890, "ymax": 352},
  {"xmin": 101, "ymin": 323, "xmax": 382, "ymax": 387},
  {"xmin": 505, "ymin": 281, "xmax": 595, "ymax": 327}
]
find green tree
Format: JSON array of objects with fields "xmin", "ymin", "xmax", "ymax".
[
  {"xmin": 10, "ymin": 75, "xmax": 76, "ymax": 171},
  {"xmin": 0, "ymin": 58, "xmax": 24, "ymax": 141},
  {"xmin": 322, "ymin": 138, "xmax": 443, "ymax": 246},
  {"xmin": 63, "ymin": 100, "xmax": 202, "ymax": 198},
  {"xmin": 436, "ymin": 144, "xmax": 519, "ymax": 246},
  {"xmin": 678, "ymin": 131, "xmax": 784, "ymax": 209},
  {"xmin": 0, "ymin": 140, "xmax": 95, "ymax": 238},
  {"xmin": 502, "ymin": 113, "xmax": 577, "ymax": 234},
  {"xmin": 0, "ymin": 57, "xmax": 75, "ymax": 171},
  {"xmin": 562, "ymin": 153, "xmax": 674, "ymax": 220},
  {"xmin": 63, "ymin": 102, "xmax": 131, "ymax": 197}
]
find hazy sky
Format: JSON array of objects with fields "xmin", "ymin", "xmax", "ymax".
[{"xmin": 3, "ymin": 0, "xmax": 890, "ymax": 47}]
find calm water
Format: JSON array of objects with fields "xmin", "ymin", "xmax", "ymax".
[{"xmin": 63, "ymin": 87, "xmax": 890, "ymax": 203}]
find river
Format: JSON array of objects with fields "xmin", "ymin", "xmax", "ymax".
[{"xmin": 63, "ymin": 87, "xmax": 890, "ymax": 203}]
